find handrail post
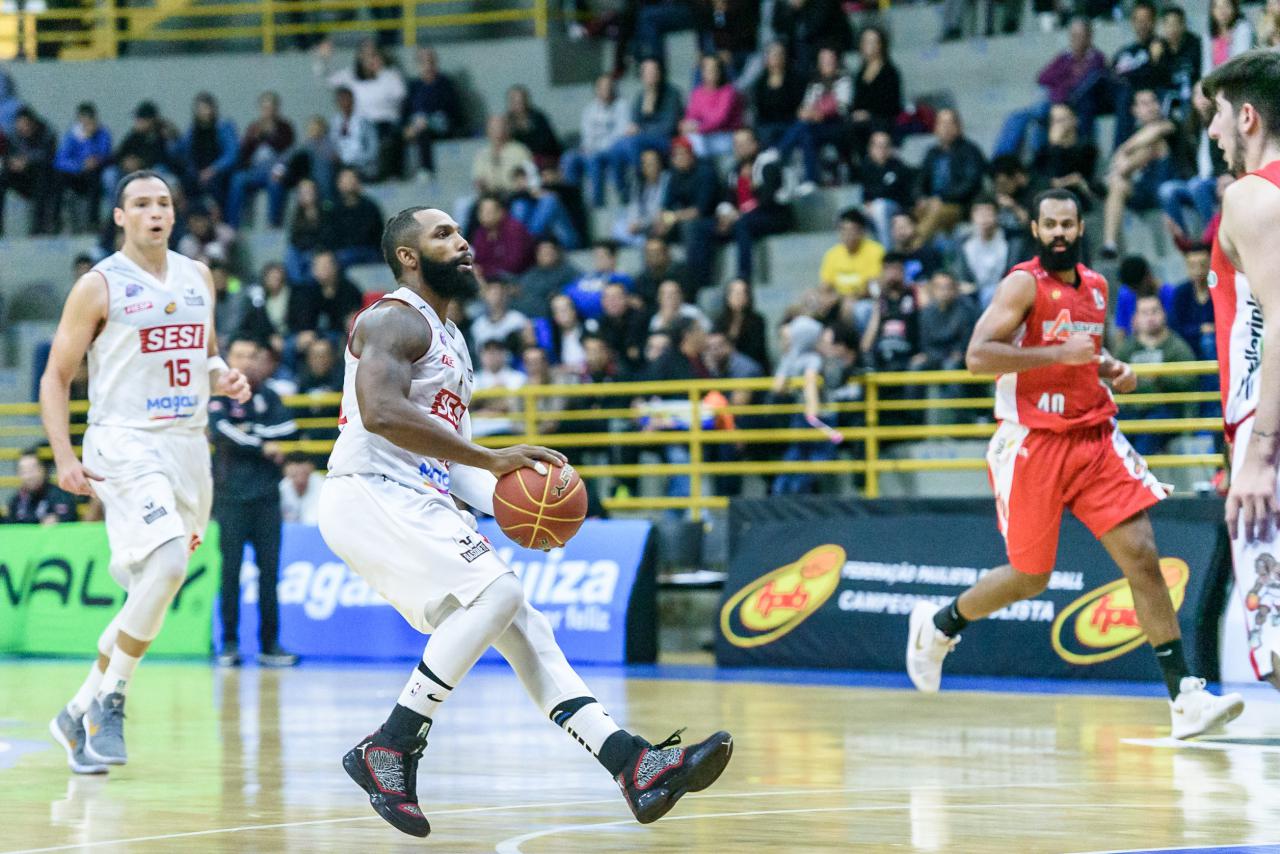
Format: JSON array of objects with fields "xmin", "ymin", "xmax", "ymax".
[
  {"xmin": 522, "ymin": 385, "xmax": 538, "ymax": 439},
  {"xmin": 263, "ymin": 0, "xmax": 275, "ymax": 54},
  {"xmin": 534, "ymin": 0, "xmax": 547, "ymax": 38},
  {"xmin": 403, "ymin": 0, "xmax": 416, "ymax": 47},
  {"xmin": 104, "ymin": 0, "xmax": 119, "ymax": 60},
  {"xmin": 864, "ymin": 378, "xmax": 879, "ymax": 499},
  {"xmin": 688, "ymin": 387, "xmax": 703, "ymax": 522}
]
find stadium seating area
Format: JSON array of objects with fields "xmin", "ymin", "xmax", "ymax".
[{"xmin": 0, "ymin": 0, "xmax": 1236, "ymax": 511}]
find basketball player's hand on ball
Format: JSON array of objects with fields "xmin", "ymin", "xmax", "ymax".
[
  {"xmin": 56, "ymin": 458, "xmax": 104, "ymax": 497},
  {"xmin": 1058, "ymin": 333, "xmax": 1096, "ymax": 366},
  {"xmin": 485, "ymin": 445, "xmax": 568, "ymax": 477},
  {"xmin": 216, "ymin": 367, "xmax": 252, "ymax": 403}
]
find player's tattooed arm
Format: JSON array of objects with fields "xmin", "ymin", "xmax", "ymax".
[
  {"xmin": 1222, "ymin": 176, "xmax": 1280, "ymax": 541},
  {"xmin": 965, "ymin": 271, "xmax": 1093, "ymax": 374},
  {"xmin": 39, "ymin": 271, "xmax": 109, "ymax": 495},
  {"xmin": 354, "ymin": 302, "xmax": 566, "ymax": 475}
]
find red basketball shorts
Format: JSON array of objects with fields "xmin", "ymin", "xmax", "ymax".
[{"xmin": 986, "ymin": 420, "xmax": 1167, "ymax": 575}]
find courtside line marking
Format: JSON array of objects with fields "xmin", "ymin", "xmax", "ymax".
[
  {"xmin": 4, "ymin": 781, "xmax": 1128, "ymax": 853},
  {"xmin": 494, "ymin": 802, "xmax": 1175, "ymax": 854},
  {"xmin": 1071, "ymin": 842, "xmax": 1280, "ymax": 854}
]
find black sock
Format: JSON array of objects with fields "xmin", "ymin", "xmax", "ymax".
[
  {"xmin": 383, "ymin": 704, "xmax": 432, "ymax": 749},
  {"xmin": 933, "ymin": 598, "xmax": 970, "ymax": 637},
  {"xmin": 1153, "ymin": 639, "xmax": 1191, "ymax": 700},
  {"xmin": 598, "ymin": 730, "xmax": 646, "ymax": 777}
]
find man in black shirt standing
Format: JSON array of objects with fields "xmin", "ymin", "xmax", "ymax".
[
  {"xmin": 6, "ymin": 450, "xmax": 78, "ymax": 524},
  {"xmin": 210, "ymin": 336, "xmax": 299, "ymax": 667}
]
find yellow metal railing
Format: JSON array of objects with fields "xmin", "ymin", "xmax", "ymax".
[
  {"xmin": 0, "ymin": 0, "xmax": 549, "ymax": 61},
  {"xmin": 0, "ymin": 362, "xmax": 1224, "ymax": 518}
]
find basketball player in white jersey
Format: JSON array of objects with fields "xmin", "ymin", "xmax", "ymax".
[
  {"xmin": 1203, "ymin": 51, "xmax": 1280, "ymax": 688},
  {"xmin": 39, "ymin": 170, "xmax": 251, "ymax": 773},
  {"xmin": 319, "ymin": 206, "xmax": 732, "ymax": 838}
]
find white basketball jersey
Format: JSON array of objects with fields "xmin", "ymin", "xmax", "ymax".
[
  {"xmin": 327, "ymin": 287, "xmax": 476, "ymax": 496},
  {"xmin": 87, "ymin": 250, "xmax": 212, "ymax": 431}
]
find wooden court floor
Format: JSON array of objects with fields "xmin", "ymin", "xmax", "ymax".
[{"xmin": 3, "ymin": 660, "xmax": 1280, "ymax": 854}]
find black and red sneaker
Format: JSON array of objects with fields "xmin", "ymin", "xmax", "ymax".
[
  {"xmin": 342, "ymin": 729, "xmax": 431, "ymax": 838},
  {"xmin": 615, "ymin": 728, "xmax": 734, "ymax": 824}
]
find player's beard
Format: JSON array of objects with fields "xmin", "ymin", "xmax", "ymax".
[
  {"xmin": 420, "ymin": 252, "xmax": 478, "ymax": 301},
  {"xmin": 1038, "ymin": 236, "xmax": 1081, "ymax": 272},
  {"xmin": 1229, "ymin": 127, "xmax": 1247, "ymax": 176}
]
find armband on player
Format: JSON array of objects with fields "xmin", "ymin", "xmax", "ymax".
[{"xmin": 208, "ymin": 355, "xmax": 229, "ymax": 378}]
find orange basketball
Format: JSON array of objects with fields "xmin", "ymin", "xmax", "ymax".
[{"xmin": 493, "ymin": 463, "xmax": 587, "ymax": 550}]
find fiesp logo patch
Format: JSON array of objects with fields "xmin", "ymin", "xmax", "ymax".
[
  {"xmin": 719, "ymin": 545, "xmax": 845, "ymax": 649},
  {"xmin": 1051, "ymin": 558, "xmax": 1190, "ymax": 665}
]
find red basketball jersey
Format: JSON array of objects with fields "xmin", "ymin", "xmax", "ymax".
[
  {"xmin": 993, "ymin": 257, "xmax": 1117, "ymax": 432},
  {"xmin": 1209, "ymin": 160, "xmax": 1276, "ymax": 442}
]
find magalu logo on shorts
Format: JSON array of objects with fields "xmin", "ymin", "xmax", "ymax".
[
  {"xmin": 719, "ymin": 545, "xmax": 846, "ymax": 649},
  {"xmin": 142, "ymin": 499, "xmax": 168, "ymax": 525},
  {"xmin": 458, "ymin": 534, "xmax": 491, "ymax": 564},
  {"xmin": 1051, "ymin": 558, "xmax": 1190, "ymax": 665},
  {"xmin": 1092, "ymin": 288, "xmax": 1106, "ymax": 311},
  {"xmin": 1208, "ymin": 270, "xmax": 1219, "ymax": 289},
  {"xmin": 124, "ymin": 301, "xmax": 153, "ymax": 315}
]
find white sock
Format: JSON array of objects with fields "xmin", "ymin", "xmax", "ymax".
[
  {"xmin": 67, "ymin": 662, "xmax": 105, "ymax": 717},
  {"xmin": 555, "ymin": 701, "xmax": 622, "ymax": 756},
  {"xmin": 98, "ymin": 648, "xmax": 141, "ymax": 699},
  {"xmin": 397, "ymin": 660, "xmax": 454, "ymax": 719}
]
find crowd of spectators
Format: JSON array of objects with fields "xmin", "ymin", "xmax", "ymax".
[{"xmin": 1, "ymin": 0, "xmax": 1253, "ymax": 508}]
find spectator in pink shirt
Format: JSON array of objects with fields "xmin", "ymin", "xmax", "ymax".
[
  {"xmin": 469, "ymin": 195, "xmax": 536, "ymax": 278},
  {"xmin": 679, "ymin": 55, "xmax": 743, "ymax": 158}
]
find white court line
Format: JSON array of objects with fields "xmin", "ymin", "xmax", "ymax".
[
  {"xmin": 494, "ymin": 802, "xmax": 1165, "ymax": 854},
  {"xmin": 1070, "ymin": 841, "xmax": 1280, "ymax": 854},
  {"xmin": 4, "ymin": 780, "xmax": 1122, "ymax": 853},
  {"xmin": 1123, "ymin": 736, "xmax": 1280, "ymax": 753}
]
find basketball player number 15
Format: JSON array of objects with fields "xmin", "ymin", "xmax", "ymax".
[{"xmin": 164, "ymin": 358, "xmax": 191, "ymax": 387}]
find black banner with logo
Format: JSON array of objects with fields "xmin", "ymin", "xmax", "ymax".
[{"xmin": 717, "ymin": 497, "xmax": 1228, "ymax": 681}]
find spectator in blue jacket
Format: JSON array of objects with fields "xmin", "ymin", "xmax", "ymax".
[
  {"xmin": 176, "ymin": 92, "xmax": 239, "ymax": 210},
  {"xmin": 563, "ymin": 240, "xmax": 635, "ymax": 320},
  {"xmin": 54, "ymin": 102, "xmax": 112, "ymax": 233}
]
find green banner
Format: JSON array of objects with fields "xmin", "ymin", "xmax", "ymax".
[{"xmin": 0, "ymin": 522, "xmax": 220, "ymax": 657}]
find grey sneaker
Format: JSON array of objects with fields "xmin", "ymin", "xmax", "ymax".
[
  {"xmin": 257, "ymin": 647, "xmax": 299, "ymax": 667},
  {"xmin": 49, "ymin": 708, "xmax": 108, "ymax": 775},
  {"xmin": 84, "ymin": 693, "xmax": 127, "ymax": 765}
]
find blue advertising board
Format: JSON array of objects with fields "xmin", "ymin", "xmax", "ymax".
[{"xmin": 216, "ymin": 519, "xmax": 655, "ymax": 664}]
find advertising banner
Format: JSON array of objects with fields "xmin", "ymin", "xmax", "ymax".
[
  {"xmin": 717, "ymin": 497, "xmax": 1226, "ymax": 681},
  {"xmin": 0, "ymin": 522, "xmax": 219, "ymax": 657},
  {"xmin": 217, "ymin": 519, "xmax": 656, "ymax": 664}
]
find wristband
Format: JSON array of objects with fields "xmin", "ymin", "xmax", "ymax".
[{"xmin": 208, "ymin": 355, "xmax": 229, "ymax": 377}]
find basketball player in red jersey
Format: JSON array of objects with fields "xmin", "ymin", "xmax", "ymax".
[
  {"xmin": 1203, "ymin": 51, "xmax": 1280, "ymax": 688},
  {"xmin": 906, "ymin": 189, "xmax": 1244, "ymax": 738}
]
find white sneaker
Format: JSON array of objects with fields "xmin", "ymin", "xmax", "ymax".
[
  {"xmin": 907, "ymin": 602, "xmax": 959, "ymax": 693},
  {"xmin": 1169, "ymin": 677, "xmax": 1244, "ymax": 739}
]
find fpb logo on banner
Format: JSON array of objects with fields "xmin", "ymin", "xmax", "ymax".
[
  {"xmin": 1051, "ymin": 558, "xmax": 1190, "ymax": 665},
  {"xmin": 720, "ymin": 546, "xmax": 845, "ymax": 648}
]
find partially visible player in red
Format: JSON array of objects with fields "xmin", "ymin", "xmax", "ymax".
[
  {"xmin": 905, "ymin": 188, "xmax": 1244, "ymax": 738},
  {"xmin": 1203, "ymin": 50, "xmax": 1280, "ymax": 688}
]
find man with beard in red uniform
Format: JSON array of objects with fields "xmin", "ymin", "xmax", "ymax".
[
  {"xmin": 906, "ymin": 188, "xmax": 1244, "ymax": 738},
  {"xmin": 1203, "ymin": 50, "xmax": 1280, "ymax": 688}
]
